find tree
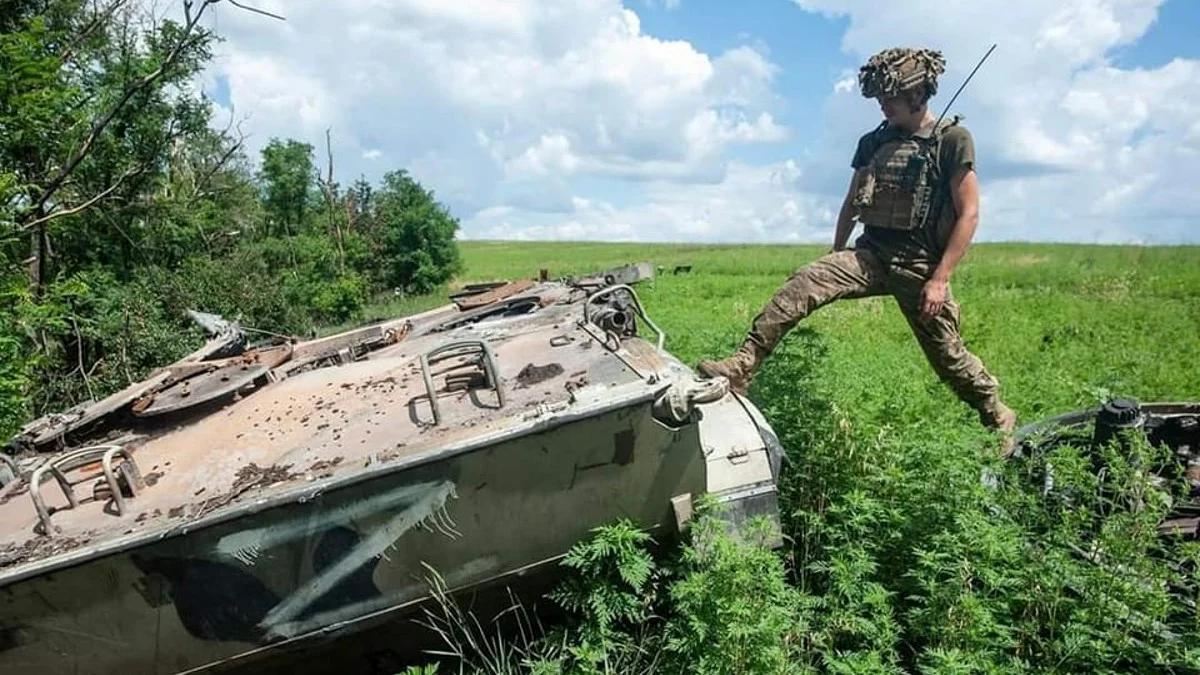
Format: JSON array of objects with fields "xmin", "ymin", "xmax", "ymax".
[
  {"xmin": 370, "ymin": 170, "xmax": 462, "ymax": 294},
  {"xmin": 1, "ymin": 0, "xmax": 233, "ymax": 292},
  {"xmin": 0, "ymin": 0, "xmax": 273, "ymax": 426},
  {"xmin": 258, "ymin": 138, "xmax": 315, "ymax": 237}
]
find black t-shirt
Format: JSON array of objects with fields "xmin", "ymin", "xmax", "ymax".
[{"xmin": 851, "ymin": 122, "xmax": 975, "ymax": 269}]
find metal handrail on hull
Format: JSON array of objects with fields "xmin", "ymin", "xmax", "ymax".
[{"xmin": 28, "ymin": 445, "xmax": 143, "ymax": 535}]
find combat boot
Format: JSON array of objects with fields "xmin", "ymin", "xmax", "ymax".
[
  {"xmin": 697, "ymin": 344, "xmax": 761, "ymax": 396},
  {"xmin": 979, "ymin": 398, "xmax": 1018, "ymax": 458}
]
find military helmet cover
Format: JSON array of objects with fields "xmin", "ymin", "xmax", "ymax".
[{"xmin": 858, "ymin": 47, "xmax": 946, "ymax": 99}]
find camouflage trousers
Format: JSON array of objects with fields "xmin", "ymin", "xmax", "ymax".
[{"xmin": 745, "ymin": 248, "xmax": 1004, "ymax": 420}]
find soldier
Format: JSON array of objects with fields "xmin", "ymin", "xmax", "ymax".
[{"xmin": 698, "ymin": 47, "xmax": 1017, "ymax": 450}]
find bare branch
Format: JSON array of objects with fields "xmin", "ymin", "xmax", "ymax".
[
  {"xmin": 319, "ymin": 128, "xmax": 346, "ymax": 272},
  {"xmin": 226, "ymin": 0, "xmax": 287, "ymax": 21},
  {"xmin": 60, "ymin": 0, "xmax": 132, "ymax": 64},
  {"xmin": 71, "ymin": 317, "xmax": 95, "ymax": 400},
  {"xmin": 324, "ymin": 128, "xmax": 335, "ymax": 191},
  {"xmin": 22, "ymin": 166, "xmax": 143, "ymax": 230},
  {"xmin": 190, "ymin": 135, "xmax": 245, "ymax": 202}
]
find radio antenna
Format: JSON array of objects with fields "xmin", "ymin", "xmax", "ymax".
[{"xmin": 934, "ymin": 43, "xmax": 997, "ymax": 128}]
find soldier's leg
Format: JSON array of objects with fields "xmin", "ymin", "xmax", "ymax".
[
  {"xmin": 699, "ymin": 249, "xmax": 887, "ymax": 394},
  {"xmin": 887, "ymin": 268, "xmax": 1015, "ymax": 435}
]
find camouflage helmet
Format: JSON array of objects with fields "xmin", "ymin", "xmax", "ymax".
[{"xmin": 858, "ymin": 47, "xmax": 946, "ymax": 100}]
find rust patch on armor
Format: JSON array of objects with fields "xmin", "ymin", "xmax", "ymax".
[
  {"xmin": 0, "ymin": 534, "xmax": 91, "ymax": 569},
  {"xmin": 194, "ymin": 463, "xmax": 301, "ymax": 518},
  {"xmin": 515, "ymin": 363, "xmax": 564, "ymax": 388}
]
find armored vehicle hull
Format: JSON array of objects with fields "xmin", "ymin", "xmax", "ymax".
[{"xmin": 0, "ymin": 274, "xmax": 782, "ymax": 673}]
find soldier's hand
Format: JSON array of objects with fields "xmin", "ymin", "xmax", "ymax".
[{"xmin": 920, "ymin": 279, "xmax": 948, "ymax": 320}]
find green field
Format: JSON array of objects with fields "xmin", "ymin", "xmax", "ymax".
[{"xmin": 417, "ymin": 241, "xmax": 1200, "ymax": 673}]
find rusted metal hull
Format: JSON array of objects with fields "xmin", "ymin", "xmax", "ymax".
[
  {"xmin": 0, "ymin": 398, "xmax": 705, "ymax": 674},
  {"xmin": 0, "ymin": 272, "xmax": 783, "ymax": 673}
]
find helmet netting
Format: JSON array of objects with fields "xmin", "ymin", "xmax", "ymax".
[{"xmin": 858, "ymin": 48, "xmax": 946, "ymax": 100}]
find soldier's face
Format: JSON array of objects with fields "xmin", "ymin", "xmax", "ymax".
[
  {"xmin": 876, "ymin": 91, "xmax": 924, "ymax": 126},
  {"xmin": 877, "ymin": 95, "xmax": 906, "ymax": 121}
]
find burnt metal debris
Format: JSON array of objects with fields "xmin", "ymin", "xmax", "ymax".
[{"xmin": 0, "ymin": 263, "xmax": 782, "ymax": 674}]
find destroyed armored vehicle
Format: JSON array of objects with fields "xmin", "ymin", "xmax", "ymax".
[
  {"xmin": 1015, "ymin": 399, "xmax": 1200, "ymax": 537},
  {"xmin": 0, "ymin": 266, "xmax": 783, "ymax": 674}
]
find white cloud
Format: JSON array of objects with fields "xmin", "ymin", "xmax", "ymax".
[
  {"xmin": 505, "ymin": 134, "xmax": 581, "ymax": 177},
  {"xmin": 209, "ymin": 0, "xmax": 783, "ymax": 218},
  {"xmin": 792, "ymin": 0, "xmax": 1198, "ymax": 243},
  {"xmin": 466, "ymin": 160, "xmax": 834, "ymax": 243}
]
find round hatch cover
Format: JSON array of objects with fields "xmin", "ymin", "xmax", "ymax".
[{"xmin": 133, "ymin": 362, "xmax": 268, "ymax": 417}]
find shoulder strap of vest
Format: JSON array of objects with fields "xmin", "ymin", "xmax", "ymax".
[
  {"xmin": 861, "ymin": 120, "xmax": 890, "ymax": 154},
  {"xmin": 919, "ymin": 114, "xmax": 963, "ymax": 180},
  {"xmin": 921, "ymin": 114, "xmax": 959, "ymax": 150},
  {"xmin": 914, "ymin": 115, "xmax": 963, "ymax": 231},
  {"xmin": 934, "ymin": 114, "xmax": 962, "ymax": 137}
]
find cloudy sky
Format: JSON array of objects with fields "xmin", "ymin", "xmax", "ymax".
[{"xmin": 201, "ymin": 0, "xmax": 1200, "ymax": 244}]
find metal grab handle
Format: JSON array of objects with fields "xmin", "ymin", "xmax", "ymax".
[
  {"xmin": 583, "ymin": 284, "xmax": 666, "ymax": 352},
  {"xmin": 418, "ymin": 340, "xmax": 505, "ymax": 426},
  {"xmin": 29, "ymin": 445, "xmax": 143, "ymax": 535}
]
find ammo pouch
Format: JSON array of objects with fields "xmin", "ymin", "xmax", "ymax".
[{"xmin": 853, "ymin": 121, "xmax": 953, "ymax": 231}]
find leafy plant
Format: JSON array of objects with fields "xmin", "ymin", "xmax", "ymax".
[
  {"xmin": 550, "ymin": 520, "xmax": 659, "ymax": 643},
  {"xmin": 665, "ymin": 517, "xmax": 806, "ymax": 674}
]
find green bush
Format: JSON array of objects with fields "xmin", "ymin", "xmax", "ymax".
[
  {"xmin": 240, "ymin": 233, "xmax": 370, "ymax": 325},
  {"xmin": 548, "ymin": 520, "xmax": 663, "ymax": 671},
  {"xmin": 0, "ymin": 278, "xmax": 35, "ymax": 437},
  {"xmin": 665, "ymin": 517, "xmax": 806, "ymax": 674},
  {"xmin": 369, "ymin": 170, "xmax": 463, "ymax": 294},
  {"xmin": 510, "ymin": 517, "xmax": 806, "ymax": 674}
]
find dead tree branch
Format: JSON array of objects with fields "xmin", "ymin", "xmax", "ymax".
[
  {"xmin": 226, "ymin": 0, "xmax": 287, "ymax": 21},
  {"xmin": 21, "ymin": 166, "xmax": 144, "ymax": 230},
  {"xmin": 318, "ymin": 128, "xmax": 346, "ymax": 272},
  {"xmin": 189, "ymin": 127, "xmax": 246, "ymax": 202}
]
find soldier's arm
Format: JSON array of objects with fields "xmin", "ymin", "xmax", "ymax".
[
  {"xmin": 919, "ymin": 167, "xmax": 979, "ymax": 320},
  {"xmin": 832, "ymin": 168, "xmax": 867, "ymax": 251},
  {"xmin": 930, "ymin": 167, "xmax": 980, "ymax": 284}
]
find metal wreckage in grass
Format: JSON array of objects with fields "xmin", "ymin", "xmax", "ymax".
[
  {"xmin": 1012, "ymin": 399, "xmax": 1200, "ymax": 536},
  {"xmin": 0, "ymin": 264, "xmax": 784, "ymax": 674}
]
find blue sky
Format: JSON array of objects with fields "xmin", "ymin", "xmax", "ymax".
[
  {"xmin": 1111, "ymin": 0, "xmax": 1200, "ymax": 67},
  {"xmin": 204, "ymin": 0, "xmax": 1200, "ymax": 244}
]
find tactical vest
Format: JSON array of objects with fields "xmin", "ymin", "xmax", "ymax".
[{"xmin": 852, "ymin": 117, "xmax": 959, "ymax": 231}]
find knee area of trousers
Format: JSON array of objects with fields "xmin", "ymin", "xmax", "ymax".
[{"xmin": 769, "ymin": 293, "xmax": 819, "ymax": 318}]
